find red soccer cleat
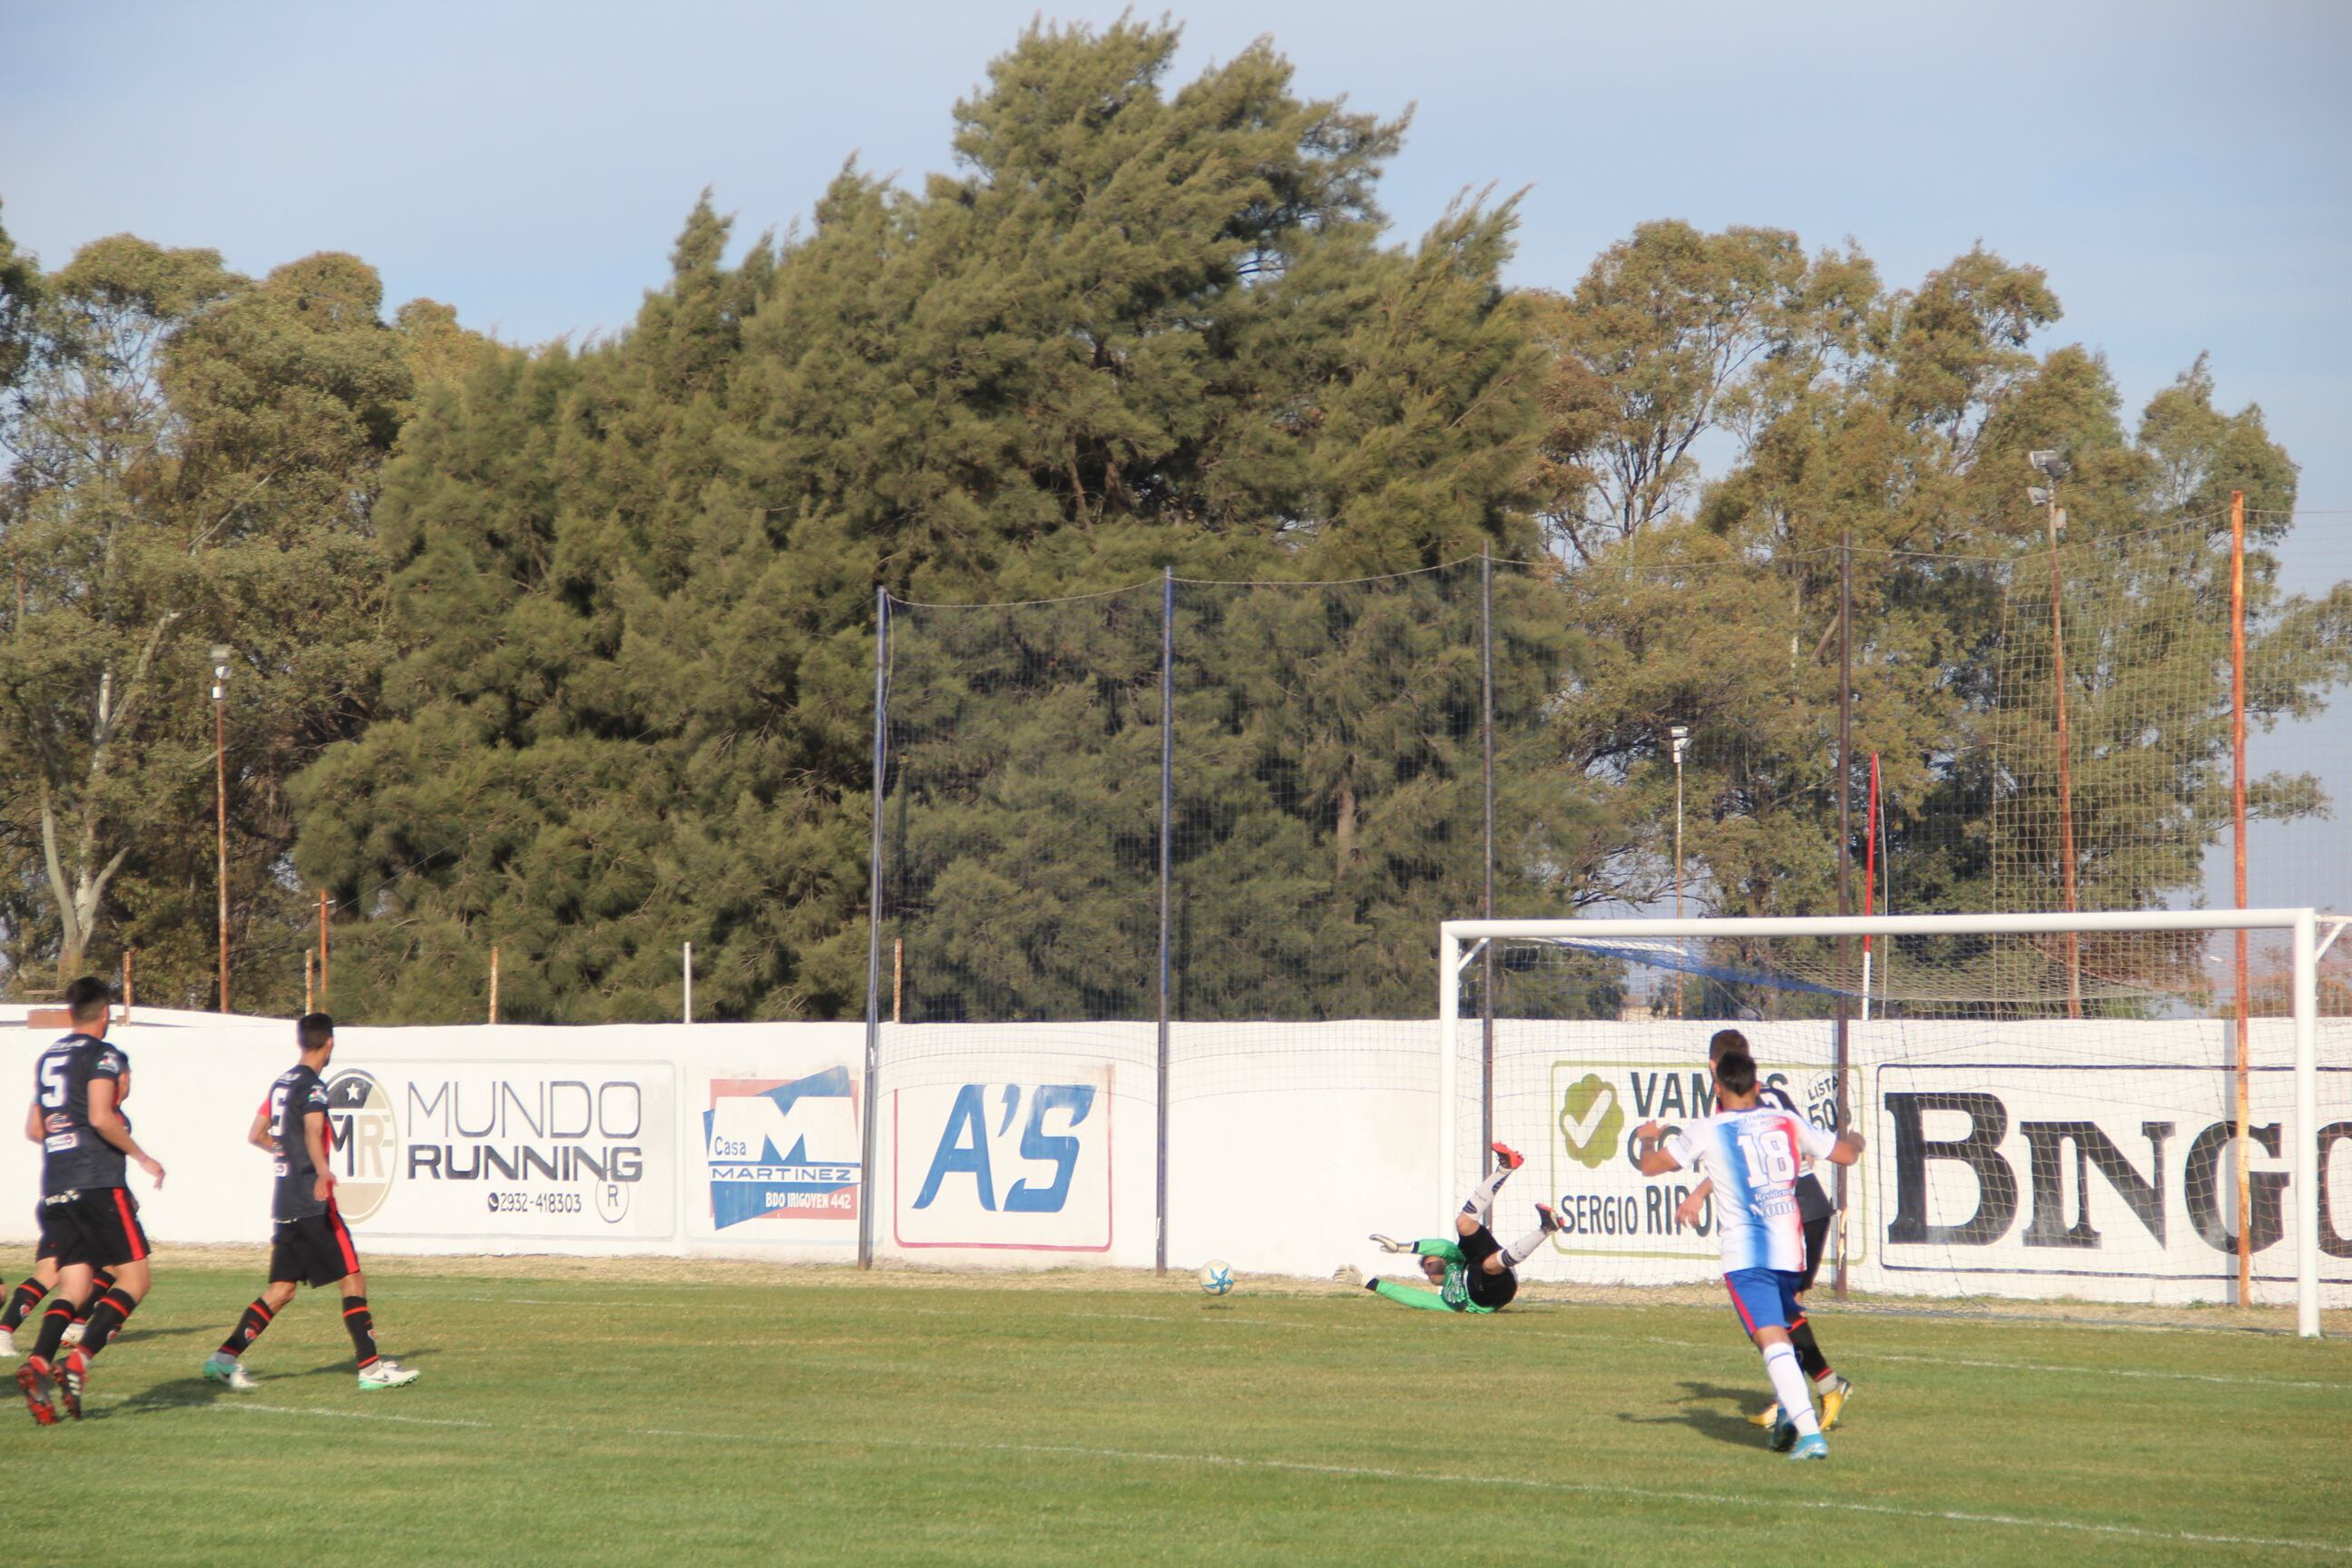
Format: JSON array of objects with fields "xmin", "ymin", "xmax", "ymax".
[
  {"xmin": 1491, "ymin": 1142, "xmax": 1525, "ymax": 1171},
  {"xmin": 16, "ymin": 1357, "xmax": 57, "ymax": 1426},
  {"xmin": 56, "ymin": 1351, "xmax": 85, "ymax": 1421}
]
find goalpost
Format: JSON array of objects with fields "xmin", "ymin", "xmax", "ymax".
[{"xmin": 1440, "ymin": 908, "xmax": 2338, "ymax": 1338}]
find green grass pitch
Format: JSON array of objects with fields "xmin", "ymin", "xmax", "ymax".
[{"xmin": 5, "ymin": 1259, "xmax": 2348, "ymax": 1565}]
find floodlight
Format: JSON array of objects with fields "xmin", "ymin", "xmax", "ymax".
[
  {"xmin": 2027, "ymin": 450, "xmax": 2069, "ymax": 480},
  {"xmin": 2026, "ymin": 485, "xmax": 2051, "ymax": 507}
]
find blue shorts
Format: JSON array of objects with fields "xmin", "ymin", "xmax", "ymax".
[{"xmin": 1723, "ymin": 1268, "xmax": 1803, "ymax": 1335}]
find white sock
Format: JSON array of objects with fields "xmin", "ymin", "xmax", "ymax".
[
  {"xmin": 1502, "ymin": 1226, "xmax": 1548, "ymax": 1266},
  {"xmin": 1763, "ymin": 1342, "xmax": 1820, "ymax": 1437},
  {"xmin": 1461, "ymin": 1165, "xmax": 1512, "ymax": 1224}
]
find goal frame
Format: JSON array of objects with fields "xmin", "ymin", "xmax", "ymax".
[{"xmin": 1439, "ymin": 907, "xmax": 2327, "ymax": 1338}]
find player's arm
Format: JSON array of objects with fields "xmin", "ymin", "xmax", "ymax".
[
  {"xmin": 1411, "ymin": 1238, "xmax": 1465, "ymax": 1264},
  {"xmin": 86, "ymin": 1075, "xmax": 164, "ymax": 1188},
  {"xmin": 1794, "ymin": 1116, "xmax": 1864, "ymax": 1167},
  {"xmin": 304, "ymin": 1108, "xmax": 336, "ymax": 1202},
  {"xmin": 247, "ymin": 1103, "xmax": 276, "ymax": 1153},
  {"xmin": 1676, "ymin": 1177, "xmax": 1713, "ymax": 1226},
  {"xmin": 23, "ymin": 1097, "xmax": 40, "ymax": 1143},
  {"xmin": 1364, "ymin": 1278, "xmax": 1457, "ymax": 1312},
  {"xmin": 1632, "ymin": 1120, "xmax": 1683, "ymax": 1177}
]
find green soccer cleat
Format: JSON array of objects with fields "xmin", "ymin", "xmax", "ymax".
[
  {"xmin": 202, "ymin": 1351, "xmax": 257, "ymax": 1391},
  {"xmin": 358, "ymin": 1358, "xmax": 420, "ymax": 1391},
  {"xmin": 1788, "ymin": 1433, "xmax": 1829, "ymax": 1461}
]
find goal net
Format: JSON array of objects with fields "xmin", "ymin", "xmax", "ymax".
[{"xmin": 1443, "ymin": 910, "xmax": 2345, "ymax": 1336}]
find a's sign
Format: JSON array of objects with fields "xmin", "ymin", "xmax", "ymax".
[{"xmin": 893, "ymin": 1076, "xmax": 1112, "ymax": 1251}]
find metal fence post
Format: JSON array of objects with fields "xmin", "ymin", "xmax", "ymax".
[
  {"xmin": 1479, "ymin": 548, "xmax": 1496, "ymax": 1173},
  {"xmin": 1156, "ymin": 567, "xmax": 1175, "ymax": 1274},
  {"xmin": 858, "ymin": 588, "xmax": 889, "ymax": 1269}
]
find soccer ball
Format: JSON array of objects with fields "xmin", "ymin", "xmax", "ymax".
[{"xmin": 1197, "ymin": 1259, "xmax": 1235, "ymax": 1296}]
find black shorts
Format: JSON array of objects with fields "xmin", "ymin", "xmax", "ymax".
[
  {"xmin": 1798, "ymin": 1215, "xmax": 1831, "ymax": 1294},
  {"xmin": 38, "ymin": 1189, "xmax": 149, "ymax": 1270},
  {"xmin": 270, "ymin": 1206, "xmax": 360, "ymax": 1289},
  {"xmin": 1457, "ymin": 1225, "xmax": 1519, "ymax": 1310}
]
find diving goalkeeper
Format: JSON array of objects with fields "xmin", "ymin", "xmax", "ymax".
[{"xmin": 1362, "ymin": 1142, "xmax": 1559, "ymax": 1313}]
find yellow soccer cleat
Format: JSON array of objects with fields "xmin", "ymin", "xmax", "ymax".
[
  {"xmin": 1748, "ymin": 1401, "xmax": 1781, "ymax": 1428},
  {"xmin": 1819, "ymin": 1376, "xmax": 1852, "ymax": 1430}
]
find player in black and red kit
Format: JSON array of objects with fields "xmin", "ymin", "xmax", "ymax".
[
  {"xmin": 16, "ymin": 976, "xmax": 166, "ymax": 1424},
  {"xmin": 201, "ymin": 1014, "xmax": 418, "ymax": 1393}
]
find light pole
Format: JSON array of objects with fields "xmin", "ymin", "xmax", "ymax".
[
  {"xmin": 210, "ymin": 644, "xmax": 232, "ymax": 1014},
  {"xmin": 2026, "ymin": 452, "xmax": 2082, "ymax": 1018},
  {"xmin": 1670, "ymin": 722, "xmax": 1690, "ymax": 1018}
]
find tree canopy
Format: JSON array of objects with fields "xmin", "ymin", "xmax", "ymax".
[{"xmin": 2, "ymin": 18, "xmax": 2340, "ymax": 1021}]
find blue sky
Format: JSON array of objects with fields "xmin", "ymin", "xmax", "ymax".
[{"xmin": 3, "ymin": 0, "xmax": 2347, "ymax": 909}]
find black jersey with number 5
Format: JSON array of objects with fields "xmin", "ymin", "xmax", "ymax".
[
  {"xmin": 269, "ymin": 1064, "xmax": 333, "ymax": 1221},
  {"xmin": 32, "ymin": 1034, "xmax": 130, "ymax": 1195}
]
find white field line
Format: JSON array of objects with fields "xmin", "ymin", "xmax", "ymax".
[
  {"xmin": 93, "ymin": 1395, "xmax": 2352, "ymax": 1559},
  {"xmin": 437, "ymin": 1297, "xmax": 2344, "ymax": 1387},
  {"xmin": 1630, "ymin": 1334, "xmax": 2347, "ymax": 1393}
]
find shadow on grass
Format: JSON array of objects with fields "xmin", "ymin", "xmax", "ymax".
[
  {"xmin": 103, "ymin": 1376, "xmax": 226, "ymax": 1419},
  {"xmin": 112, "ymin": 1322, "xmax": 211, "ymax": 1345},
  {"xmin": 274, "ymin": 1348, "xmax": 438, "ymax": 1382},
  {"xmin": 1614, "ymin": 1380, "xmax": 1772, "ymax": 1449}
]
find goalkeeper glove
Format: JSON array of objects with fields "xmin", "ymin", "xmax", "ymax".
[{"xmin": 1369, "ymin": 1233, "xmax": 1411, "ymax": 1254}]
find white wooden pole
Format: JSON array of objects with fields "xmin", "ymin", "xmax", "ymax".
[
  {"xmin": 2293, "ymin": 908, "xmax": 2319, "ymax": 1338},
  {"xmin": 1438, "ymin": 930, "xmax": 1459, "ymax": 1225},
  {"xmin": 683, "ymin": 941, "xmax": 693, "ymax": 1025}
]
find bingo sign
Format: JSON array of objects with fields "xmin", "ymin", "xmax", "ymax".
[
  {"xmin": 692, "ymin": 1067, "xmax": 863, "ymax": 1241},
  {"xmin": 893, "ymin": 1074, "xmax": 1112, "ymax": 1251}
]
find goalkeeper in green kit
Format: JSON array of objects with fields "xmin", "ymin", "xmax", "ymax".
[{"xmin": 1362, "ymin": 1142, "xmax": 1559, "ymax": 1313}]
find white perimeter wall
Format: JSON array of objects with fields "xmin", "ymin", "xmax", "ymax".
[{"xmin": 4, "ymin": 1016, "xmax": 2345, "ymax": 1308}]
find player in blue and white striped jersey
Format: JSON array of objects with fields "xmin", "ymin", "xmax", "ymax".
[
  {"xmin": 1633, "ymin": 1044, "xmax": 1863, "ymax": 1460},
  {"xmin": 1676, "ymin": 1028, "xmax": 1853, "ymax": 1432}
]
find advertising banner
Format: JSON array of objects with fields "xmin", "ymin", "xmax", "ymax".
[
  {"xmin": 1528, "ymin": 1051, "xmax": 1851, "ymax": 1278},
  {"xmin": 686, "ymin": 1063, "xmax": 863, "ymax": 1245},
  {"xmin": 1872, "ymin": 1061, "xmax": 2352, "ymax": 1286},
  {"xmin": 328, "ymin": 1061, "xmax": 676, "ymax": 1241},
  {"xmin": 892, "ymin": 1071, "xmax": 1113, "ymax": 1251}
]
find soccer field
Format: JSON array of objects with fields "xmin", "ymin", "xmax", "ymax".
[{"xmin": 5, "ymin": 1259, "xmax": 2348, "ymax": 1566}]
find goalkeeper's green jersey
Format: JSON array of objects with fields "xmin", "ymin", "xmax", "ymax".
[{"xmin": 1368, "ymin": 1239, "xmax": 1494, "ymax": 1314}]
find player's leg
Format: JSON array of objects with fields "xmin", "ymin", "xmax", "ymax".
[
  {"xmin": 1726, "ymin": 1269, "xmax": 1823, "ymax": 1457},
  {"xmin": 1456, "ymin": 1142, "xmax": 1525, "ymax": 1232},
  {"xmin": 1751, "ymin": 1215, "xmax": 1847, "ymax": 1428},
  {"xmin": 334, "ymin": 1215, "xmax": 418, "ymax": 1390},
  {"xmin": 54, "ymin": 1200, "xmax": 152, "ymax": 1418},
  {"xmin": 17, "ymin": 1258, "xmax": 92, "ymax": 1425},
  {"xmin": 1791, "ymin": 1217, "xmax": 1850, "ymax": 1427},
  {"xmin": 1484, "ymin": 1202, "xmax": 1562, "ymax": 1275},
  {"xmin": 203, "ymin": 1275, "xmax": 296, "ymax": 1390},
  {"xmin": 61, "ymin": 1265, "xmax": 120, "ymax": 1349},
  {"xmin": 0, "ymin": 1252, "xmax": 59, "ymax": 1357}
]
